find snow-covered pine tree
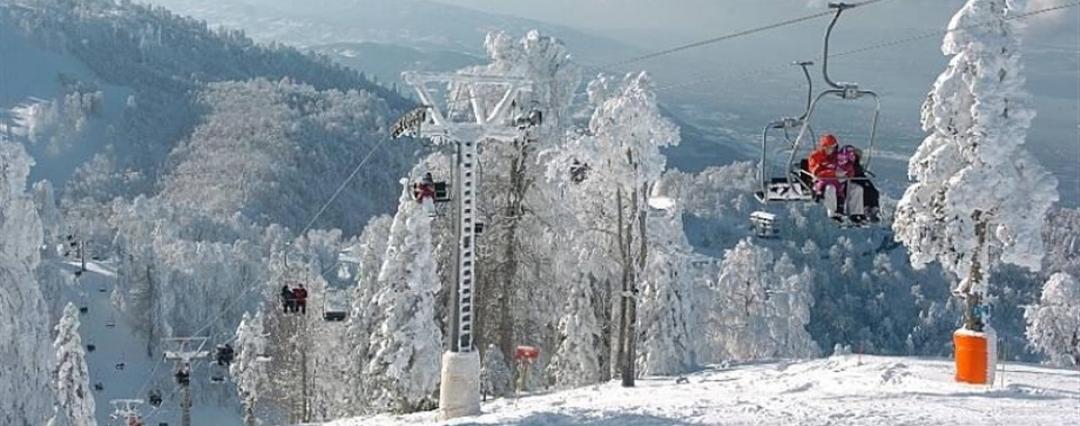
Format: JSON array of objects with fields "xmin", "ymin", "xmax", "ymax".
[
  {"xmin": 547, "ymin": 281, "xmax": 602, "ymax": 388},
  {"xmin": 0, "ymin": 140, "xmax": 55, "ymax": 426},
  {"xmin": 893, "ymin": 0, "xmax": 1059, "ymax": 331},
  {"xmin": 343, "ymin": 214, "xmax": 393, "ymax": 414},
  {"xmin": 1024, "ymin": 272, "xmax": 1080, "ymax": 367},
  {"xmin": 231, "ymin": 311, "xmax": 269, "ymax": 426},
  {"xmin": 48, "ymin": 303, "xmax": 95, "ymax": 426},
  {"xmin": 635, "ymin": 203, "xmax": 697, "ymax": 376},
  {"xmin": 365, "ymin": 182, "xmax": 442, "ymax": 413}
]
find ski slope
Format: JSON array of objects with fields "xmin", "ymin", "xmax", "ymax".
[
  {"xmin": 57, "ymin": 259, "xmax": 242, "ymax": 425},
  {"xmin": 327, "ymin": 355, "xmax": 1080, "ymax": 426}
]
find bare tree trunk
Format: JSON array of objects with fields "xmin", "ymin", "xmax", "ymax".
[
  {"xmin": 593, "ymin": 274, "xmax": 613, "ymax": 382},
  {"xmin": 622, "ymin": 184, "xmax": 649, "ymax": 387},
  {"xmin": 615, "ymin": 188, "xmax": 631, "ymax": 385},
  {"xmin": 302, "ymin": 343, "xmax": 309, "ymax": 422},
  {"xmin": 146, "ymin": 265, "xmax": 155, "ymax": 358},
  {"xmin": 496, "ymin": 142, "xmax": 531, "ymax": 360},
  {"xmin": 962, "ymin": 210, "xmax": 990, "ymax": 332},
  {"xmin": 244, "ymin": 398, "xmax": 256, "ymax": 426}
]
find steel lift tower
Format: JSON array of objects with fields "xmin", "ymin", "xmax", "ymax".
[
  {"xmin": 109, "ymin": 399, "xmax": 145, "ymax": 426},
  {"xmin": 395, "ymin": 71, "xmax": 537, "ymax": 420},
  {"xmin": 162, "ymin": 337, "xmax": 210, "ymax": 426}
]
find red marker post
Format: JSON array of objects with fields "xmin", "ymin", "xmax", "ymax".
[{"xmin": 514, "ymin": 346, "xmax": 540, "ymax": 394}]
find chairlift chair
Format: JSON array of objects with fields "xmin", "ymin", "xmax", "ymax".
[
  {"xmin": 755, "ymin": 60, "xmax": 817, "ymax": 204},
  {"xmin": 757, "ymin": 3, "xmax": 881, "ymax": 227},
  {"xmin": 750, "ymin": 211, "xmax": 780, "ymax": 239},
  {"xmin": 322, "ymin": 288, "xmax": 349, "ymax": 322},
  {"xmin": 148, "ymin": 390, "xmax": 163, "ymax": 407}
]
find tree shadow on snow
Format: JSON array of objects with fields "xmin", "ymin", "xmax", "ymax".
[
  {"xmin": 838, "ymin": 388, "xmax": 1075, "ymax": 402},
  {"xmin": 461, "ymin": 411, "xmax": 694, "ymax": 426}
]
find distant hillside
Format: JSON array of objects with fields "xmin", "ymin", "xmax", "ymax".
[
  {"xmin": 143, "ymin": 0, "xmax": 639, "ymax": 60},
  {"xmin": 0, "ymin": 0, "xmax": 414, "ymax": 231},
  {"xmin": 310, "ymin": 41, "xmax": 485, "ymax": 89}
]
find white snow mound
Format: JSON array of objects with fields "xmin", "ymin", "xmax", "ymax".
[{"xmin": 325, "ymin": 355, "xmax": 1080, "ymax": 426}]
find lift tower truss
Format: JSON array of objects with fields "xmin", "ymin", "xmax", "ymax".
[
  {"xmin": 109, "ymin": 399, "xmax": 145, "ymax": 426},
  {"xmin": 397, "ymin": 71, "xmax": 536, "ymax": 420},
  {"xmin": 162, "ymin": 337, "xmax": 209, "ymax": 426},
  {"xmin": 400, "ymin": 71, "xmax": 534, "ymax": 353}
]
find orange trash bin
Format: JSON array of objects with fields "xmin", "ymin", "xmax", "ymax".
[{"xmin": 954, "ymin": 329, "xmax": 992, "ymax": 384}]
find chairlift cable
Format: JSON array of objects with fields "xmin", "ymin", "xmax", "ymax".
[
  {"xmin": 654, "ymin": 1, "xmax": 1080, "ymax": 94},
  {"xmin": 598, "ymin": 0, "xmax": 895, "ymax": 70},
  {"xmin": 434, "ymin": 0, "xmax": 895, "ymax": 110}
]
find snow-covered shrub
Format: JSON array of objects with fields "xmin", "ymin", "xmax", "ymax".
[
  {"xmin": 703, "ymin": 240, "xmax": 818, "ymax": 362},
  {"xmin": 480, "ymin": 344, "xmax": 513, "ymax": 399},
  {"xmin": 1024, "ymin": 273, "xmax": 1080, "ymax": 366}
]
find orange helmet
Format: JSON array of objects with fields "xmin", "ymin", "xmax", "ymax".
[{"xmin": 819, "ymin": 134, "xmax": 838, "ymax": 149}]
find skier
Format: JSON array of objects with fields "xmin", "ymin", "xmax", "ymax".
[
  {"xmin": 835, "ymin": 144, "xmax": 866, "ymax": 223},
  {"xmin": 839, "ymin": 145, "xmax": 880, "ymax": 223},
  {"xmin": 127, "ymin": 416, "xmax": 143, "ymax": 426},
  {"xmin": 292, "ymin": 285, "xmax": 308, "ymax": 315},
  {"xmin": 281, "ymin": 284, "xmax": 294, "ymax": 313},
  {"xmin": 808, "ymin": 134, "xmax": 844, "ymax": 220}
]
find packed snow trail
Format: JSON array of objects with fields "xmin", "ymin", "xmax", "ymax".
[
  {"xmin": 326, "ymin": 355, "xmax": 1080, "ymax": 426},
  {"xmin": 57, "ymin": 260, "xmax": 242, "ymax": 425}
]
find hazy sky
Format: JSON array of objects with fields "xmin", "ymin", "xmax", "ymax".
[{"xmin": 433, "ymin": 0, "xmax": 1077, "ymax": 46}]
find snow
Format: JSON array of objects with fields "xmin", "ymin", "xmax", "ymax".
[
  {"xmin": 325, "ymin": 355, "xmax": 1080, "ymax": 426},
  {"xmin": 62, "ymin": 260, "xmax": 117, "ymax": 278},
  {"xmin": 55, "ymin": 260, "xmax": 242, "ymax": 425}
]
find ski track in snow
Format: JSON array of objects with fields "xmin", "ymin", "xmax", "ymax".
[
  {"xmin": 58, "ymin": 260, "xmax": 242, "ymax": 425},
  {"xmin": 327, "ymin": 356, "xmax": 1080, "ymax": 426}
]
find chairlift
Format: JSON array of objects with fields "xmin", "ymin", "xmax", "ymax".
[
  {"xmin": 322, "ymin": 288, "xmax": 349, "ymax": 322},
  {"xmin": 756, "ymin": 3, "xmax": 881, "ymax": 227},
  {"xmin": 750, "ymin": 211, "xmax": 780, "ymax": 239},
  {"xmin": 513, "ymin": 109, "xmax": 543, "ymax": 130},
  {"xmin": 209, "ymin": 369, "xmax": 227, "ymax": 384},
  {"xmin": 174, "ymin": 367, "xmax": 190, "ymax": 386},
  {"xmin": 411, "ymin": 173, "xmax": 451, "ymax": 204},
  {"xmin": 148, "ymin": 390, "xmax": 163, "ymax": 407},
  {"xmin": 755, "ymin": 60, "xmax": 817, "ymax": 204},
  {"xmin": 569, "ymin": 159, "xmax": 590, "ymax": 184}
]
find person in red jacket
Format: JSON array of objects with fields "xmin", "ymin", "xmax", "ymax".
[
  {"xmin": 808, "ymin": 134, "xmax": 844, "ymax": 220},
  {"xmin": 292, "ymin": 285, "xmax": 308, "ymax": 315},
  {"xmin": 414, "ymin": 173, "xmax": 436, "ymax": 203}
]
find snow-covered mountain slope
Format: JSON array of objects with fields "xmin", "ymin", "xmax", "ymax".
[
  {"xmin": 327, "ymin": 355, "xmax": 1080, "ymax": 426},
  {"xmin": 0, "ymin": 0, "xmax": 414, "ymax": 229},
  {"xmin": 58, "ymin": 259, "xmax": 242, "ymax": 425}
]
